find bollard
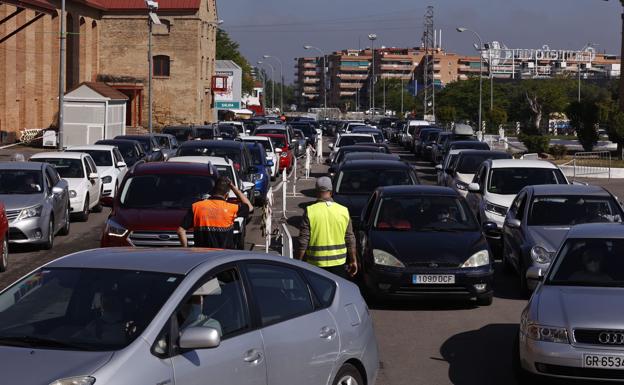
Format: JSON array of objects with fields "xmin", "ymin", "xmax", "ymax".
[
  {"xmin": 282, "ymin": 169, "xmax": 287, "ymax": 219},
  {"xmin": 292, "ymin": 157, "xmax": 297, "ymax": 196},
  {"xmin": 264, "ymin": 187, "xmax": 273, "ymax": 253},
  {"xmin": 316, "ymin": 133, "xmax": 323, "ymax": 164},
  {"xmin": 305, "ymin": 146, "xmax": 311, "ymax": 179}
]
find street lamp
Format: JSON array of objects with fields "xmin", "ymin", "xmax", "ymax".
[
  {"xmin": 602, "ymin": 0, "xmax": 624, "ymax": 111},
  {"xmin": 146, "ymin": 0, "xmax": 161, "ymax": 134},
  {"xmin": 57, "ymin": 0, "xmax": 66, "ymax": 149},
  {"xmin": 263, "ymin": 55, "xmax": 284, "ymax": 113},
  {"xmin": 457, "ymin": 27, "xmax": 484, "ymax": 137},
  {"xmin": 368, "ymin": 33, "xmax": 377, "ymax": 117},
  {"xmin": 257, "ymin": 61, "xmax": 275, "ymax": 110},
  {"xmin": 304, "ymin": 45, "xmax": 328, "ymax": 118}
]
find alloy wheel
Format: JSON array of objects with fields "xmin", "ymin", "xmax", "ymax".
[{"xmin": 336, "ymin": 376, "xmax": 359, "ymax": 385}]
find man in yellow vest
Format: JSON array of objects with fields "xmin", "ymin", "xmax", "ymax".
[{"xmin": 296, "ymin": 176, "xmax": 358, "ymax": 278}]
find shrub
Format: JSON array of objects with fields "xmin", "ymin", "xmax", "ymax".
[
  {"xmin": 519, "ymin": 134, "xmax": 550, "ymax": 154},
  {"xmin": 548, "ymin": 144, "xmax": 567, "ymax": 160}
]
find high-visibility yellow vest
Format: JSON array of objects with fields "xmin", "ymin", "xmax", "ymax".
[{"xmin": 306, "ymin": 201, "xmax": 350, "ymax": 267}]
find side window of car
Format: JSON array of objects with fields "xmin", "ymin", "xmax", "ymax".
[
  {"xmin": 43, "ymin": 171, "xmax": 53, "ymax": 193},
  {"xmin": 176, "ymin": 268, "xmax": 249, "ymax": 340},
  {"xmin": 473, "ymin": 166, "xmax": 483, "ymax": 184},
  {"xmin": 113, "ymin": 149, "xmax": 123, "ymax": 164},
  {"xmin": 245, "ymin": 263, "xmax": 314, "ymax": 327},
  {"xmin": 516, "ymin": 194, "xmax": 527, "ymax": 220},
  {"xmin": 86, "ymin": 157, "xmax": 97, "ymax": 174},
  {"xmin": 362, "ymin": 192, "xmax": 377, "ymax": 224},
  {"xmin": 82, "ymin": 159, "xmax": 90, "ymax": 177},
  {"xmin": 45, "ymin": 166, "xmax": 59, "ymax": 186}
]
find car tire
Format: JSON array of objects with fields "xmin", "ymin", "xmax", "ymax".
[
  {"xmin": 77, "ymin": 194, "xmax": 90, "ymax": 222},
  {"xmin": 59, "ymin": 204, "xmax": 70, "ymax": 236},
  {"xmin": 0, "ymin": 235, "xmax": 8, "ymax": 272},
  {"xmin": 476, "ymin": 293, "xmax": 493, "ymax": 306},
  {"xmin": 42, "ymin": 218, "xmax": 54, "ymax": 250},
  {"xmin": 332, "ymin": 363, "xmax": 364, "ymax": 385}
]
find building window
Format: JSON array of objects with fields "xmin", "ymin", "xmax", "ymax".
[{"xmin": 153, "ymin": 55, "xmax": 170, "ymax": 77}]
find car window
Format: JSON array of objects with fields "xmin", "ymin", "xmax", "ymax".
[
  {"xmin": 0, "ymin": 170, "xmax": 44, "ymax": 194},
  {"xmin": 120, "ymin": 174, "xmax": 216, "ymax": 209},
  {"xmin": 45, "ymin": 166, "xmax": 60, "ymax": 186},
  {"xmin": 528, "ymin": 196, "xmax": 623, "ymax": 226},
  {"xmin": 86, "ymin": 156, "xmax": 98, "ymax": 174},
  {"xmin": 336, "ymin": 169, "xmax": 416, "ymax": 194},
  {"xmin": 362, "ymin": 192, "xmax": 377, "ymax": 223},
  {"xmin": 113, "ymin": 149, "xmax": 124, "ymax": 164},
  {"xmin": 303, "ymin": 271, "xmax": 336, "ymax": 309},
  {"xmin": 512, "ymin": 193, "xmax": 527, "ymax": 219},
  {"xmin": 176, "ymin": 268, "xmax": 249, "ymax": 339},
  {"xmin": 488, "ymin": 168, "xmax": 566, "ymax": 195},
  {"xmin": 245, "ymin": 263, "xmax": 314, "ymax": 326},
  {"xmin": 32, "ymin": 158, "xmax": 85, "ymax": 179}
]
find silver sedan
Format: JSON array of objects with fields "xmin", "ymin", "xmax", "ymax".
[{"xmin": 0, "ymin": 248, "xmax": 378, "ymax": 385}]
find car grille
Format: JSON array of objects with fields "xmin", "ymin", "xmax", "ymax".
[
  {"xmin": 574, "ymin": 329, "xmax": 624, "ymax": 346},
  {"xmin": 536, "ymin": 363, "xmax": 624, "ymax": 379},
  {"xmin": 6, "ymin": 209, "xmax": 20, "ymax": 223},
  {"xmin": 128, "ymin": 231, "xmax": 194, "ymax": 247},
  {"xmin": 8, "ymin": 228, "xmax": 27, "ymax": 240}
]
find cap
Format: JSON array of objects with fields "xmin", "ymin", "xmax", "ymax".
[{"xmin": 316, "ymin": 176, "xmax": 333, "ymax": 192}]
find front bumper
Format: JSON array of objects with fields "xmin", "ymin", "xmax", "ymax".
[
  {"xmin": 101, "ymin": 182, "xmax": 115, "ymax": 198},
  {"xmin": 69, "ymin": 196, "xmax": 85, "ymax": 213},
  {"xmin": 8, "ymin": 217, "xmax": 48, "ymax": 244},
  {"xmin": 520, "ymin": 333, "xmax": 624, "ymax": 381}
]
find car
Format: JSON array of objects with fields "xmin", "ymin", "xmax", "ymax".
[
  {"xmin": 441, "ymin": 150, "xmax": 512, "ymax": 196},
  {"xmin": 218, "ymin": 124, "xmax": 239, "ymax": 140},
  {"xmin": 436, "ymin": 149, "xmax": 466, "ymax": 187},
  {"xmin": 421, "ymin": 130, "xmax": 441, "ymax": 161},
  {"xmin": 252, "ymin": 124, "xmax": 295, "ymax": 145},
  {"xmin": 515, "ymin": 223, "xmax": 624, "ymax": 382},
  {"xmin": 0, "ymin": 161, "xmax": 70, "ymax": 249},
  {"xmin": 358, "ymin": 186, "xmax": 494, "ymax": 305},
  {"xmin": 176, "ymin": 140, "xmax": 254, "ymax": 183},
  {"xmin": 502, "ymin": 184, "xmax": 624, "ymax": 292},
  {"xmin": 328, "ymin": 134, "xmax": 375, "ymax": 163},
  {"xmin": 446, "ymin": 139, "xmax": 490, "ymax": 154},
  {"xmin": 66, "ymin": 145, "xmax": 129, "ymax": 200},
  {"xmin": 351, "ymin": 127, "xmax": 386, "ymax": 144},
  {"xmin": 95, "ymin": 139, "xmax": 147, "ymax": 167},
  {"xmin": 30, "ymin": 152, "xmax": 103, "ymax": 222},
  {"xmin": 153, "ymin": 133, "xmax": 180, "ymax": 160},
  {"xmin": 465, "ymin": 159, "xmax": 569, "ymax": 238},
  {"xmin": 430, "ymin": 132, "xmax": 452, "ymax": 164},
  {"xmin": 342, "ymin": 121, "xmax": 366, "ymax": 134},
  {"xmin": 329, "ymin": 152, "xmax": 400, "ymax": 176},
  {"xmin": 332, "ymin": 159, "xmax": 419, "ymax": 228},
  {"xmin": 245, "ymin": 142, "xmax": 272, "ymax": 204},
  {"xmin": 115, "ymin": 134, "xmax": 164, "ymax": 162},
  {"xmin": 0, "ymin": 247, "xmax": 379, "ymax": 385},
  {"xmin": 413, "ymin": 128, "xmax": 441, "ymax": 157},
  {"xmin": 290, "ymin": 122, "xmax": 318, "ymax": 147},
  {"xmin": 240, "ymin": 136, "xmax": 279, "ymax": 180},
  {"xmin": 220, "ymin": 121, "xmax": 246, "ymax": 136},
  {"xmin": 256, "ymin": 133, "xmax": 294, "ymax": 174},
  {"xmin": 0, "ymin": 202, "xmax": 8, "ymax": 271},
  {"xmin": 192, "ymin": 125, "xmax": 221, "ymax": 140},
  {"xmin": 408, "ymin": 126, "xmax": 438, "ymax": 152},
  {"xmin": 162, "ymin": 125, "xmax": 197, "ymax": 143},
  {"xmin": 328, "ymin": 145, "xmax": 391, "ymax": 174},
  {"xmin": 101, "ymin": 161, "xmax": 231, "ymax": 248},
  {"xmin": 401, "ymin": 120, "xmax": 431, "ymax": 149}
]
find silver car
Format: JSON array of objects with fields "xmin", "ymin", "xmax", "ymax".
[
  {"xmin": 0, "ymin": 161, "xmax": 70, "ymax": 249},
  {"xmin": 517, "ymin": 223, "xmax": 624, "ymax": 382},
  {"xmin": 0, "ymin": 248, "xmax": 379, "ymax": 385}
]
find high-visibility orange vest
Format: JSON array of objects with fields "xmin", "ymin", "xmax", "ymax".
[{"xmin": 192, "ymin": 199, "xmax": 238, "ymax": 230}]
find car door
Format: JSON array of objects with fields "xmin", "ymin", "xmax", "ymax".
[
  {"xmin": 466, "ymin": 165, "xmax": 485, "ymax": 216},
  {"xmin": 171, "ymin": 266, "xmax": 267, "ymax": 385},
  {"xmin": 44, "ymin": 166, "xmax": 64, "ymax": 228},
  {"xmin": 505, "ymin": 192, "xmax": 528, "ymax": 270},
  {"xmin": 84, "ymin": 156, "xmax": 101, "ymax": 202},
  {"xmin": 112, "ymin": 148, "xmax": 128, "ymax": 186},
  {"xmin": 244, "ymin": 262, "xmax": 340, "ymax": 385}
]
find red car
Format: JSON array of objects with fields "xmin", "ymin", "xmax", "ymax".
[
  {"xmin": 0, "ymin": 202, "xmax": 8, "ymax": 272},
  {"xmin": 257, "ymin": 133, "xmax": 294, "ymax": 173}
]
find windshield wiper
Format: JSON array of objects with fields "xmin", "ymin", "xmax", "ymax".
[{"xmin": 0, "ymin": 335, "xmax": 92, "ymax": 350}]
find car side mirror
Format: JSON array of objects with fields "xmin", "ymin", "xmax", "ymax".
[
  {"xmin": 52, "ymin": 186, "xmax": 64, "ymax": 195},
  {"xmin": 328, "ymin": 143, "xmax": 334, "ymax": 149},
  {"xmin": 505, "ymin": 218, "xmax": 521, "ymax": 229},
  {"xmin": 266, "ymin": 160, "xmax": 274, "ymax": 167},
  {"xmin": 274, "ymin": 148, "xmax": 283, "ymax": 154},
  {"xmin": 116, "ymin": 161, "xmax": 127, "ymax": 168},
  {"xmin": 526, "ymin": 266, "xmax": 545, "ymax": 283},
  {"xmin": 89, "ymin": 172, "xmax": 99, "ymax": 180},
  {"xmin": 468, "ymin": 183, "xmax": 480, "ymax": 193},
  {"xmin": 242, "ymin": 181, "xmax": 255, "ymax": 192},
  {"xmin": 179, "ymin": 327, "xmax": 221, "ymax": 350},
  {"xmin": 435, "ymin": 164, "xmax": 443, "ymax": 171},
  {"xmin": 482, "ymin": 221, "xmax": 498, "ymax": 237}
]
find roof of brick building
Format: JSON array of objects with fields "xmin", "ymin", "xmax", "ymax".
[{"xmin": 100, "ymin": 0, "xmax": 201, "ymax": 11}]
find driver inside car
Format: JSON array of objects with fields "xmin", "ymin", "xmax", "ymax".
[
  {"xmin": 569, "ymin": 246, "xmax": 613, "ymax": 283},
  {"xmin": 179, "ymin": 278, "xmax": 223, "ymax": 336}
]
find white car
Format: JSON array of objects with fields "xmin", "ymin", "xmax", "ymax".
[
  {"xmin": 30, "ymin": 152, "xmax": 103, "ymax": 221},
  {"xmin": 240, "ymin": 135, "xmax": 279, "ymax": 180},
  {"xmin": 401, "ymin": 120, "xmax": 431, "ymax": 149},
  {"xmin": 328, "ymin": 133, "xmax": 375, "ymax": 163},
  {"xmin": 465, "ymin": 159, "xmax": 569, "ymax": 233},
  {"xmin": 343, "ymin": 122, "xmax": 366, "ymax": 134},
  {"xmin": 66, "ymin": 145, "xmax": 128, "ymax": 199}
]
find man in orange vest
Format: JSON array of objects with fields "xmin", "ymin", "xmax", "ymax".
[{"xmin": 177, "ymin": 176, "xmax": 253, "ymax": 248}]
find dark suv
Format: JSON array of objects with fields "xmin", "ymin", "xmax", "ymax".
[{"xmin": 176, "ymin": 140, "xmax": 255, "ymax": 183}]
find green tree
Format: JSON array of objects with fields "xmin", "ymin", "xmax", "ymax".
[
  {"xmin": 216, "ymin": 29, "xmax": 254, "ymax": 94},
  {"xmin": 436, "ymin": 106, "xmax": 457, "ymax": 125},
  {"xmin": 520, "ymin": 79, "xmax": 571, "ymax": 134},
  {"xmin": 374, "ymin": 79, "xmax": 418, "ymax": 116},
  {"xmin": 567, "ymin": 101, "xmax": 599, "ymax": 151},
  {"xmin": 485, "ymin": 107, "xmax": 508, "ymax": 133},
  {"xmin": 608, "ymin": 108, "xmax": 624, "ymax": 159}
]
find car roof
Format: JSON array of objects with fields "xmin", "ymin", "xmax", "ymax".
[
  {"xmin": 256, "ymin": 124, "xmax": 287, "ymax": 129},
  {"xmin": 0, "ymin": 161, "xmax": 44, "ymax": 170},
  {"xmin": 343, "ymin": 153, "xmax": 399, "ymax": 161},
  {"xmin": 96, "ymin": 139, "xmax": 140, "ymax": 146},
  {"xmin": 31, "ymin": 151, "xmax": 84, "ymax": 160},
  {"xmin": 116, "ymin": 135, "xmax": 152, "ymax": 140},
  {"xmin": 67, "ymin": 145, "xmax": 116, "ymax": 151},
  {"xmin": 167, "ymin": 156, "xmax": 232, "ymax": 166},
  {"xmin": 339, "ymin": 133, "xmax": 373, "ymax": 138},
  {"xmin": 527, "ymin": 184, "xmax": 610, "ymax": 196},
  {"xmin": 378, "ymin": 185, "xmax": 458, "ymax": 197},
  {"xmin": 457, "ymin": 150, "xmax": 510, "ymax": 157},
  {"xmin": 241, "ymin": 136, "xmax": 270, "ymax": 141},
  {"xmin": 340, "ymin": 159, "xmax": 409, "ymax": 169},
  {"xmin": 566, "ymin": 223, "xmax": 624, "ymax": 239},
  {"xmin": 180, "ymin": 140, "xmax": 243, "ymax": 149},
  {"xmin": 489, "ymin": 159, "xmax": 558, "ymax": 169},
  {"xmin": 131, "ymin": 161, "xmax": 218, "ymax": 176}
]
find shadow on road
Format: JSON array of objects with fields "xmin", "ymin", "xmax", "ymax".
[{"xmin": 492, "ymin": 262, "xmax": 529, "ymax": 301}]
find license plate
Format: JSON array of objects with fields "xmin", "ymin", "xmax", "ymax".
[
  {"xmin": 413, "ymin": 274, "xmax": 455, "ymax": 284},
  {"xmin": 583, "ymin": 354, "xmax": 624, "ymax": 369}
]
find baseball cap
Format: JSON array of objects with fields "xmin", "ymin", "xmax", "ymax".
[{"xmin": 316, "ymin": 176, "xmax": 333, "ymax": 192}]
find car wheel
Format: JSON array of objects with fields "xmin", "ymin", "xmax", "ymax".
[
  {"xmin": 476, "ymin": 293, "xmax": 493, "ymax": 306},
  {"xmin": 42, "ymin": 218, "xmax": 54, "ymax": 250},
  {"xmin": 0, "ymin": 235, "xmax": 8, "ymax": 272},
  {"xmin": 59, "ymin": 204, "xmax": 70, "ymax": 236},
  {"xmin": 332, "ymin": 363, "xmax": 364, "ymax": 385},
  {"xmin": 78, "ymin": 194, "xmax": 90, "ymax": 222}
]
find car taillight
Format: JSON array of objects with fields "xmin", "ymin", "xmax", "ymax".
[{"xmin": 234, "ymin": 163, "xmax": 241, "ymax": 171}]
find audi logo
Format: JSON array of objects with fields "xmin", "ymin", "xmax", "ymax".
[{"xmin": 599, "ymin": 332, "xmax": 624, "ymax": 345}]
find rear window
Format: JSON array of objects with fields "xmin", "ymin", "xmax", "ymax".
[
  {"xmin": 33, "ymin": 158, "xmax": 84, "ymax": 179},
  {"xmin": 178, "ymin": 146, "xmax": 241, "ymax": 164},
  {"xmin": 303, "ymin": 270, "xmax": 336, "ymax": 308},
  {"xmin": 338, "ymin": 136, "xmax": 374, "ymax": 147},
  {"xmin": 67, "ymin": 150, "xmax": 112, "ymax": 167}
]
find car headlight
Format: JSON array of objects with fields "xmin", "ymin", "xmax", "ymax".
[
  {"xmin": 252, "ymin": 173, "xmax": 263, "ymax": 181},
  {"xmin": 520, "ymin": 308, "xmax": 569, "ymax": 344},
  {"xmin": 484, "ymin": 201, "xmax": 507, "ymax": 216},
  {"xmin": 455, "ymin": 181, "xmax": 468, "ymax": 191},
  {"xmin": 49, "ymin": 377, "xmax": 95, "ymax": 385},
  {"xmin": 530, "ymin": 246, "xmax": 554, "ymax": 264},
  {"xmin": 17, "ymin": 205, "xmax": 42, "ymax": 221},
  {"xmin": 373, "ymin": 249, "xmax": 405, "ymax": 268},
  {"xmin": 101, "ymin": 176, "xmax": 112, "ymax": 184},
  {"xmin": 461, "ymin": 250, "xmax": 490, "ymax": 268},
  {"xmin": 69, "ymin": 190, "xmax": 77, "ymax": 198},
  {"xmin": 280, "ymin": 152, "xmax": 288, "ymax": 158},
  {"xmin": 105, "ymin": 219, "xmax": 128, "ymax": 238}
]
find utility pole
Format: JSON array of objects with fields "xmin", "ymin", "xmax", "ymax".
[
  {"xmin": 368, "ymin": 34, "xmax": 377, "ymax": 117},
  {"xmin": 257, "ymin": 61, "xmax": 275, "ymax": 111},
  {"xmin": 57, "ymin": 0, "xmax": 66, "ymax": 149},
  {"xmin": 422, "ymin": 6, "xmax": 435, "ymax": 120},
  {"xmin": 457, "ymin": 27, "xmax": 484, "ymax": 135}
]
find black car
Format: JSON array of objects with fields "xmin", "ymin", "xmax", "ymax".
[
  {"xmin": 218, "ymin": 124, "xmax": 238, "ymax": 140},
  {"xmin": 358, "ymin": 185, "xmax": 494, "ymax": 305},
  {"xmin": 195, "ymin": 125, "xmax": 221, "ymax": 140},
  {"xmin": 176, "ymin": 140, "xmax": 255, "ymax": 184},
  {"xmin": 332, "ymin": 159, "xmax": 419, "ymax": 227},
  {"xmin": 329, "ymin": 145, "xmax": 391, "ymax": 173},
  {"xmin": 414, "ymin": 128, "xmax": 441, "ymax": 157},
  {"xmin": 290, "ymin": 122, "xmax": 318, "ymax": 147},
  {"xmin": 162, "ymin": 125, "xmax": 197, "ymax": 143},
  {"xmin": 329, "ymin": 152, "xmax": 400, "ymax": 176},
  {"xmin": 114, "ymin": 134, "xmax": 163, "ymax": 161},
  {"xmin": 421, "ymin": 131, "xmax": 441, "ymax": 160},
  {"xmin": 95, "ymin": 139, "xmax": 146, "ymax": 166}
]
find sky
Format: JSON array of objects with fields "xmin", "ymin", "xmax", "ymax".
[{"xmin": 219, "ymin": 0, "xmax": 621, "ymax": 83}]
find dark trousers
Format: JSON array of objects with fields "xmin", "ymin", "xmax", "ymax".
[{"xmin": 321, "ymin": 264, "xmax": 348, "ymax": 279}]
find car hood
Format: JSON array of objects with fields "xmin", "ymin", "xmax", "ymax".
[
  {"xmin": 370, "ymin": 230, "xmax": 487, "ymax": 265},
  {"xmin": 485, "ymin": 193, "xmax": 514, "ymax": 209},
  {"xmin": 112, "ymin": 208, "xmax": 187, "ymax": 231},
  {"xmin": 527, "ymin": 226, "xmax": 570, "ymax": 252},
  {"xmin": 0, "ymin": 347, "xmax": 113, "ymax": 384},
  {"xmin": 536, "ymin": 286, "xmax": 624, "ymax": 330},
  {"xmin": 333, "ymin": 194, "xmax": 369, "ymax": 219},
  {"xmin": 0, "ymin": 194, "xmax": 45, "ymax": 211},
  {"xmin": 96, "ymin": 166, "xmax": 115, "ymax": 177},
  {"xmin": 64, "ymin": 178, "xmax": 87, "ymax": 190}
]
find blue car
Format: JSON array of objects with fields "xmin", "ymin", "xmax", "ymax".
[{"xmin": 245, "ymin": 142, "xmax": 272, "ymax": 204}]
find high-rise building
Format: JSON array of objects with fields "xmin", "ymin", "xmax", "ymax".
[{"xmin": 294, "ymin": 57, "xmax": 322, "ymax": 111}]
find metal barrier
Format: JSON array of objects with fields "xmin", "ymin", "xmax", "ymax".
[
  {"xmin": 278, "ymin": 222, "xmax": 294, "ymax": 259},
  {"xmin": 262, "ymin": 187, "xmax": 273, "ymax": 253},
  {"xmin": 573, "ymin": 151, "xmax": 611, "ymax": 180}
]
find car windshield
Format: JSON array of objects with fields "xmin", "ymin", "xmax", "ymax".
[
  {"xmin": 298, "ymin": 126, "xmax": 316, "ymax": 137},
  {"xmin": 548, "ymin": 239, "xmax": 624, "ymax": 287},
  {"xmin": 338, "ymin": 136, "xmax": 374, "ymax": 147},
  {"xmin": 262, "ymin": 135, "xmax": 286, "ymax": 148},
  {"xmin": 123, "ymin": 138, "xmax": 150, "ymax": 152},
  {"xmin": 244, "ymin": 139, "xmax": 272, "ymax": 153},
  {"xmin": 426, "ymin": 132, "xmax": 440, "ymax": 142},
  {"xmin": 456, "ymin": 153, "xmax": 509, "ymax": 174},
  {"xmin": 336, "ymin": 169, "xmax": 414, "ymax": 194},
  {"xmin": 450, "ymin": 142, "xmax": 486, "ymax": 151},
  {"xmin": 528, "ymin": 196, "xmax": 622, "ymax": 226},
  {"xmin": 488, "ymin": 168, "xmax": 566, "ymax": 195},
  {"xmin": 374, "ymin": 196, "xmax": 478, "ymax": 231},
  {"xmin": 114, "ymin": 144, "xmax": 139, "ymax": 166},
  {"xmin": 34, "ymin": 158, "xmax": 84, "ymax": 179},
  {"xmin": 219, "ymin": 126, "xmax": 237, "ymax": 137},
  {"xmin": 216, "ymin": 165, "xmax": 235, "ymax": 181},
  {"xmin": 0, "ymin": 268, "xmax": 181, "ymax": 351},
  {"xmin": 178, "ymin": 146, "xmax": 241, "ymax": 164},
  {"xmin": 196, "ymin": 128, "xmax": 216, "ymax": 140},
  {"xmin": 120, "ymin": 174, "xmax": 216, "ymax": 209},
  {"xmin": 68, "ymin": 150, "xmax": 112, "ymax": 167},
  {"xmin": 246, "ymin": 144, "xmax": 264, "ymax": 165},
  {"xmin": 0, "ymin": 170, "xmax": 43, "ymax": 194},
  {"xmin": 155, "ymin": 136, "xmax": 170, "ymax": 149}
]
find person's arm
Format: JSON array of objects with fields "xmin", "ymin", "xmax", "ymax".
[
  {"xmin": 230, "ymin": 181, "xmax": 253, "ymax": 212},
  {"xmin": 178, "ymin": 208, "xmax": 193, "ymax": 247},
  {"xmin": 296, "ymin": 209, "xmax": 311, "ymax": 260},
  {"xmin": 344, "ymin": 219, "xmax": 358, "ymax": 277}
]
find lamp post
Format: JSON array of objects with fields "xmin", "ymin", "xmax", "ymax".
[
  {"xmin": 602, "ymin": 1, "xmax": 624, "ymax": 111},
  {"xmin": 263, "ymin": 55, "xmax": 284, "ymax": 113},
  {"xmin": 145, "ymin": 0, "xmax": 162, "ymax": 134},
  {"xmin": 257, "ymin": 61, "xmax": 275, "ymax": 111},
  {"xmin": 457, "ymin": 27, "xmax": 484, "ymax": 135},
  {"xmin": 304, "ymin": 45, "xmax": 327, "ymax": 118},
  {"xmin": 368, "ymin": 34, "xmax": 377, "ymax": 117},
  {"xmin": 57, "ymin": 0, "xmax": 66, "ymax": 149}
]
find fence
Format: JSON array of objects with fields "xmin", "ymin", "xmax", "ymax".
[{"xmin": 572, "ymin": 151, "xmax": 611, "ymax": 180}]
